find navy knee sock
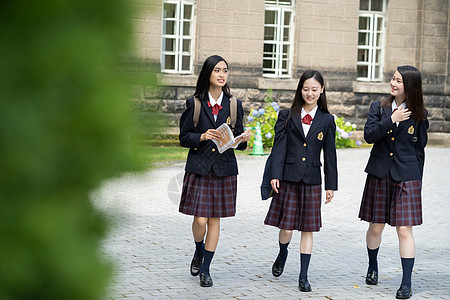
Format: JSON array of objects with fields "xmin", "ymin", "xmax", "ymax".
[
  {"xmin": 299, "ymin": 253, "xmax": 311, "ymax": 281},
  {"xmin": 401, "ymin": 257, "xmax": 414, "ymax": 287},
  {"xmin": 199, "ymin": 250, "xmax": 214, "ymax": 275},
  {"xmin": 276, "ymin": 241, "xmax": 290, "ymax": 263},
  {"xmin": 194, "ymin": 240, "xmax": 204, "ymax": 258},
  {"xmin": 367, "ymin": 247, "xmax": 379, "ymax": 272}
]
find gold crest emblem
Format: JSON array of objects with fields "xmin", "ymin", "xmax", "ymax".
[
  {"xmin": 317, "ymin": 132, "xmax": 323, "ymax": 141},
  {"xmin": 226, "ymin": 116, "xmax": 231, "ymax": 125},
  {"xmin": 407, "ymin": 125, "xmax": 414, "ymax": 135}
]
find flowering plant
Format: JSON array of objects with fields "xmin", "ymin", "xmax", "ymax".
[
  {"xmin": 334, "ymin": 115, "xmax": 361, "ymax": 148},
  {"xmin": 246, "ymin": 89, "xmax": 279, "ymax": 149}
]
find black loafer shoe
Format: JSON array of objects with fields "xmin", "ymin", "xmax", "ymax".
[
  {"xmin": 396, "ymin": 284, "xmax": 412, "ymax": 299},
  {"xmin": 365, "ymin": 270, "xmax": 378, "ymax": 285},
  {"xmin": 199, "ymin": 272, "xmax": 213, "ymax": 287},
  {"xmin": 298, "ymin": 279, "xmax": 312, "ymax": 292},
  {"xmin": 272, "ymin": 260, "xmax": 285, "ymax": 277},
  {"xmin": 190, "ymin": 257, "xmax": 202, "ymax": 276}
]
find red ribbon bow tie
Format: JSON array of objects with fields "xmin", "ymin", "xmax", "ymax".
[
  {"xmin": 208, "ymin": 101, "xmax": 222, "ymax": 115},
  {"xmin": 302, "ymin": 114, "xmax": 313, "ymax": 125}
]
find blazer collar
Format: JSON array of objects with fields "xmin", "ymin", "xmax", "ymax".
[
  {"xmin": 306, "ymin": 109, "xmax": 325, "ymax": 140},
  {"xmin": 216, "ymin": 96, "xmax": 230, "ymax": 126}
]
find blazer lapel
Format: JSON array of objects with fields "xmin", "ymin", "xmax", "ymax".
[
  {"xmin": 216, "ymin": 96, "xmax": 230, "ymax": 126},
  {"xmin": 201, "ymin": 99, "xmax": 216, "ymax": 126},
  {"xmin": 306, "ymin": 109, "xmax": 324, "ymax": 140},
  {"xmin": 292, "ymin": 113, "xmax": 306, "ymax": 139}
]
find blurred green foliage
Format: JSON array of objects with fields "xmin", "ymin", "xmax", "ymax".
[{"xmin": 0, "ymin": 0, "xmax": 151, "ymax": 299}]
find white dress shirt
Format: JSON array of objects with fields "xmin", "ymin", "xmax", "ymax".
[
  {"xmin": 301, "ymin": 106, "xmax": 318, "ymax": 137},
  {"xmin": 208, "ymin": 92, "xmax": 224, "ymax": 122}
]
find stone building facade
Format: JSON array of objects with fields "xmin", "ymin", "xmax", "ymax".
[{"xmin": 129, "ymin": 0, "xmax": 450, "ymax": 144}]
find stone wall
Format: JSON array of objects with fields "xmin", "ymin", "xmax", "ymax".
[{"xmin": 130, "ymin": 71, "xmax": 450, "ymax": 137}]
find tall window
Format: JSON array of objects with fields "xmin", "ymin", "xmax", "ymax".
[
  {"xmin": 357, "ymin": 0, "xmax": 386, "ymax": 81},
  {"xmin": 263, "ymin": 0, "xmax": 294, "ymax": 78},
  {"xmin": 161, "ymin": 1, "xmax": 195, "ymax": 73}
]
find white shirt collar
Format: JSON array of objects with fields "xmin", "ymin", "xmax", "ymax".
[
  {"xmin": 392, "ymin": 100, "xmax": 407, "ymax": 111},
  {"xmin": 301, "ymin": 106, "xmax": 318, "ymax": 119},
  {"xmin": 208, "ymin": 92, "xmax": 224, "ymax": 106}
]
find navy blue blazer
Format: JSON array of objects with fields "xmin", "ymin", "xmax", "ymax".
[
  {"xmin": 269, "ymin": 109, "xmax": 338, "ymax": 191},
  {"xmin": 364, "ymin": 101, "xmax": 429, "ymax": 181},
  {"xmin": 179, "ymin": 95, "xmax": 247, "ymax": 177}
]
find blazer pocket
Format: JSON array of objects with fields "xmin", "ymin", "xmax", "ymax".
[
  {"xmin": 400, "ymin": 155, "xmax": 417, "ymax": 162},
  {"xmin": 313, "ymin": 160, "xmax": 322, "ymax": 167},
  {"xmin": 285, "ymin": 156, "xmax": 296, "ymax": 164}
]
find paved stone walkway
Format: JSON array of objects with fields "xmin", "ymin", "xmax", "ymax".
[{"xmin": 92, "ymin": 147, "xmax": 450, "ymax": 299}]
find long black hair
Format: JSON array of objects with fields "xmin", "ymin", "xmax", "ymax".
[
  {"xmin": 193, "ymin": 55, "xmax": 232, "ymax": 101},
  {"xmin": 287, "ymin": 70, "xmax": 329, "ymax": 124},
  {"xmin": 382, "ymin": 65, "xmax": 427, "ymax": 121}
]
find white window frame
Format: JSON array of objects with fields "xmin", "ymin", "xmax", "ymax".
[
  {"xmin": 161, "ymin": 0, "xmax": 195, "ymax": 74},
  {"xmin": 263, "ymin": 1, "xmax": 294, "ymax": 78},
  {"xmin": 357, "ymin": 0, "xmax": 387, "ymax": 81}
]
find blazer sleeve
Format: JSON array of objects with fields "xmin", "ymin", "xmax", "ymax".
[
  {"xmin": 323, "ymin": 116, "xmax": 338, "ymax": 191},
  {"xmin": 415, "ymin": 115, "xmax": 429, "ymax": 179},
  {"xmin": 179, "ymin": 98, "xmax": 202, "ymax": 149},
  {"xmin": 364, "ymin": 101, "xmax": 395, "ymax": 144},
  {"xmin": 269, "ymin": 109, "xmax": 289, "ymax": 180},
  {"xmin": 234, "ymin": 99, "xmax": 247, "ymax": 151}
]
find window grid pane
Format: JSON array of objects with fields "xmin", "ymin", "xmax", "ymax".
[
  {"xmin": 357, "ymin": 1, "xmax": 386, "ymax": 81},
  {"xmin": 162, "ymin": 1, "xmax": 195, "ymax": 73},
  {"xmin": 263, "ymin": 5, "xmax": 293, "ymax": 77}
]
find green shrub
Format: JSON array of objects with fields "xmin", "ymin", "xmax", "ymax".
[
  {"xmin": 0, "ymin": 1, "xmax": 148, "ymax": 299},
  {"xmin": 246, "ymin": 89, "xmax": 279, "ymax": 149}
]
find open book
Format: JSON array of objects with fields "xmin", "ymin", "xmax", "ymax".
[{"xmin": 212, "ymin": 123, "xmax": 246, "ymax": 154}]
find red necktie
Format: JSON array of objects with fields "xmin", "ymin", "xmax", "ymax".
[
  {"xmin": 302, "ymin": 114, "xmax": 313, "ymax": 125},
  {"xmin": 393, "ymin": 108, "xmax": 398, "ymax": 113},
  {"xmin": 207, "ymin": 101, "xmax": 222, "ymax": 115}
]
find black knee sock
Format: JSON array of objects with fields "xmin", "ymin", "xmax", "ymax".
[
  {"xmin": 199, "ymin": 250, "xmax": 214, "ymax": 275},
  {"xmin": 401, "ymin": 257, "xmax": 414, "ymax": 287},
  {"xmin": 276, "ymin": 241, "xmax": 290, "ymax": 263},
  {"xmin": 194, "ymin": 240, "xmax": 204, "ymax": 258},
  {"xmin": 299, "ymin": 253, "xmax": 311, "ymax": 281},
  {"xmin": 367, "ymin": 247, "xmax": 379, "ymax": 272}
]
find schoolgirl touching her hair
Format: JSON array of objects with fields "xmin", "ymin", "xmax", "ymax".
[
  {"xmin": 178, "ymin": 55, "xmax": 251, "ymax": 287},
  {"xmin": 264, "ymin": 70, "xmax": 338, "ymax": 292},
  {"xmin": 359, "ymin": 65, "xmax": 429, "ymax": 299}
]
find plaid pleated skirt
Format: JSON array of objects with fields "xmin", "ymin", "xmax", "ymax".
[
  {"xmin": 359, "ymin": 173, "xmax": 422, "ymax": 226},
  {"xmin": 179, "ymin": 171, "xmax": 237, "ymax": 218},
  {"xmin": 264, "ymin": 180, "xmax": 322, "ymax": 232}
]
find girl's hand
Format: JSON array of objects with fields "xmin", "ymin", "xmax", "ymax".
[
  {"xmin": 325, "ymin": 190, "xmax": 334, "ymax": 204},
  {"xmin": 391, "ymin": 106, "xmax": 411, "ymax": 123},
  {"xmin": 200, "ymin": 129, "xmax": 221, "ymax": 142},
  {"xmin": 270, "ymin": 179, "xmax": 280, "ymax": 194},
  {"xmin": 241, "ymin": 130, "xmax": 252, "ymax": 142}
]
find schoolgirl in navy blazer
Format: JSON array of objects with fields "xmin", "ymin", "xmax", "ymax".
[
  {"xmin": 178, "ymin": 55, "xmax": 251, "ymax": 288},
  {"xmin": 359, "ymin": 65, "xmax": 429, "ymax": 299},
  {"xmin": 264, "ymin": 70, "xmax": 337, "ymax": 293}
]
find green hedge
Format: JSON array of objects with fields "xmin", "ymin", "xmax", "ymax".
[{"xmin": 0, "ymin": 1, "xmax": 149, "ymax": 299}]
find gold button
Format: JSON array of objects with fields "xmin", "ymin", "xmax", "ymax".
[
  {"xmin": 194, "ymin": 148, "xmax": 198, "ymax": 150},
  {"xmin": 391, "ymin": 137, "xmax": 395, "ymax": 141},
  {"xmin": 212, "ymin": 148, "xmax": 216, "ymax": 152},
  {"xmin": 387, "ymin": 131, "xmax": 390, "ymax": 134},
  {"xmin": 302, "ymin": 157, "xmax": 306, "ymax": 161},
  {"xmin": 390, "ymin": 152, "xmax": 393, "ymax": 156},
  {"xmin": 390, "ymin": 130, "xmax": 393, "ymax": 133},
  {"xmin": 303, "ymin": 143, "xmax": 307, "ymax": 147}
]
